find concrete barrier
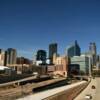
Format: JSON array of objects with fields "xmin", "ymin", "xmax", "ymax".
[{"xmin": 43, "ymin": 82, "xmax": 89, "ymax": 100}]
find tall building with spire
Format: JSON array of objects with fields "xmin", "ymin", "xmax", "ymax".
[
  {"xmin": 66, "ymin": 40, "xmax": 81, "ymax": 57},
  {"xmin": 89, "ymin": 42, "xmax": 97, "ymax": 66},
  {"xmin": 89, "ymin": 42, "xmax": 97, "ymax": 55}
]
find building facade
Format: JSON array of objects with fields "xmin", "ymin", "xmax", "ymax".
[
  {"xmin": 36, "ymin": 50, "xmax": 47, "ymax": 64},
  {"xmin": 89, "ymin": 42, "xmax": 97, "ymax": 66},
  {"xmin": 89, "ymin": 42, "xmax": 97, "ymax": 55},
  {"xmin": 71, "ymin": 55, "xmax": 89, "ymax": 75},
  {"xmin": 5, "ymin": 48, "xmax": 17, "ymax": 66},
  {"xmin": 49, "ymin": 43, "xmax": 57, "ymax": 64},
  {"xmin": 66, "ymin": 40, "xmax": 81, "ymax": 57},
  {"xmin": 0, "ymin": 49, "xmax": 5, "ymax": 66},
  {"xmin": 51, "ymin": 56, "xmax": 69, "ymax": 77},
  {"xmin": 68, "ymin": 64, "xmax": 80, "ymax": 76},
  {"xmin": 32, "ymin": 65, "xmax": 47, "ymax": 75},
  {"xmin": 33, "ymin": 52, "xmax": 37, "ymax": 65}
]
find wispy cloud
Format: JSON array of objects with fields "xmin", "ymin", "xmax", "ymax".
[
  {"xmin": 18, "ymin": 50, "xmax": 32, "ymax": 54},
  {"xmin": 17, "ymin": 49, "xmax": 33, "ymax": 59},
  {"xmin": 17, "ymin": 50, "xmax": 33, "ymax": 59}
]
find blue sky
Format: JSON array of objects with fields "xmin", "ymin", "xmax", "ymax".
[{"xmin": 0, "ymin": 0, "xmax": 100, "ymax": 59}]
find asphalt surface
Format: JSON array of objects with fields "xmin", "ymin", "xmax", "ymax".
[
  {"xmin": 94, "ymin": 78, "xmax": 100, "ymax": 100},
  {"xmin": 0, "ymin": 78, "xmax": 66, "ymax": 100},
  {"xmin": 75, "ymin": 78, "xmax": 100, "ymax": 100},
  {"xmin": 17, "ymin": 81, "xmax": 86, "ymax": 100}
]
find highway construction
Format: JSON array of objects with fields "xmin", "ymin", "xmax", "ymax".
[{"xmin": 0, "ymin": 75, "xmax": 89, "ymax": 100}]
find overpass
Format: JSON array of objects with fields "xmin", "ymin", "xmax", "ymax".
[
  {"xmin": 0, "ymin": 76, "xmax": 37, "ymax": 87},
  {"xmin": 0, "ymin": 75, "xmax": 87, "ymax": 87},
  {"xmin": 0, "ymin": 77, "xmax": 67, "ymax": 100},
  {"xmin": 17, "ymin": 81, "xmax": 87, "ymax": 100},
  {"xmin": 0, "ymin": 75, "xmax": 52, "ymax": 87}
]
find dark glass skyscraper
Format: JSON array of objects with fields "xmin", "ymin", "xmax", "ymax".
[
  {"xmin": 5, "ymin": 48, "xmax": 17, "ymax": 66},
  {"xmin": 66, "ymin": 40, "xmax": 81, "ymax": 57},
  {"xmin": 49, "ymin": 43, "xmax": 57, "ymax": 64},
  {"xmin": 36, "ymin": 50, "xmax": 47, "ymax": 63}
]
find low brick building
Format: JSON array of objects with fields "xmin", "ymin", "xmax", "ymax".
[
  {"xmin": 32, "ymin": 65, "xmax": 47, "ymax": 75},
  {"xmin": 47, "ymin": 56, "xmax": 69, "ymax": 77}
]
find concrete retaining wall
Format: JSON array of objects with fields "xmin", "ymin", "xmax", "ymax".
[{"xmin": 43, "ymin": 82, "xmax": 89, "ymax": 100}]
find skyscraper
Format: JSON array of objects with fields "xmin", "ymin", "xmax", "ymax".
[
  {"xmin": 66, "ymin": 40, "xmax": 81, "ymax": 57},
  {"xmin": 89, "ymin": 42, "xmax": 97, "ymax": 55},
  {"xmin": 89, "ymin": 42, "xmax": 97, "ymax": 66},
  {"xmin": 0, "ymin": 49, "xmax": 5, "ymax": 66},
  {"xmin": 49, "ymin": 43, "xmax": 57, "ymax": 64},
  {"xmin": 5, "ymin": 48, "xmax": 17, "ymax": 66},
  {"xmin": 36, "ymin": 50, "xmax": 47, "ymax": 64},
  {"xmin": 33, "ymin": 52, "xmax": 37, "ymax": 65}
]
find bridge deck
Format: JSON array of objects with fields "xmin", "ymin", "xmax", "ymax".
[{"xmin": 17, "ymin": 81, "xmax": 86, "ymax": 100}]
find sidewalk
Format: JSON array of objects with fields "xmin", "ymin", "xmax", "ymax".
[{"xmin": 74, "ymin": 79, "xmax": 97, "ymax": 100}]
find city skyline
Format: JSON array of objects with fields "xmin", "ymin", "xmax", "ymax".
[{"xmin": 0, "ymin": 0, "xmax": 100, "ymax": 58}]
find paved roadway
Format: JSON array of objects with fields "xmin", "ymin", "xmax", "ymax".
[
  {"xmin": 0, "ymin": 75, "xmax": 50, "ymax": 87},
  {"xmin": 0, "ymin": 78, "xmax": 66, "ymax": 100},
  {"xmin": 0, "ymin": 76, "xmax": 36, "ymax": 87},
  {"xmin": 17, "ymin": 81, "xmax": 86, "ymax": 100},
  {"xmin": 94, "ymin": 78, "xmax": 100, "ymax": 100},
  {"xmin": 75, "ymin": 78, "xmax": 100, "ymax": 100}
]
